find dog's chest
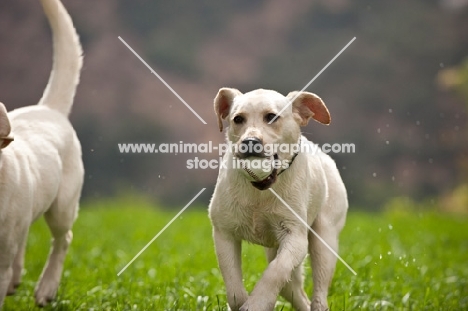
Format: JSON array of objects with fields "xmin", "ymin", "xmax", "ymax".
[{"xmin": 229, "ymin": 207, "xmax": 289, "ymax": 248}]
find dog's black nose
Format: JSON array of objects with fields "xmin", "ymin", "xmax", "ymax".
[{"xmin": 239, "ymin": 137, "xmax": 263, "ymax": 157}]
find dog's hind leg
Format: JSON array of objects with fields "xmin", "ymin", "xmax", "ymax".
[
  {"xmin": 308, "ymin": 216, "xmax": 340, "ymax": 311},
  {"xmin": 34, "ymin": 202, "xmax": 77, "ymax": 307},
  {"xmin": 7, "ymin": 231, "xmax": 28, "ymax": 294},
  {"xmin": 34, "ymin": 212, "xmax": 75, "ymax": 306},
  {"xmin": 34, "ymin": 174, "xmax": 81, "ymax": 307},
  {"xmin": 265, "ymin": 247, "xmax": 310, "ymax": 311}
]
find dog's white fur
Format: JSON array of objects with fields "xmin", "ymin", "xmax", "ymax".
[
  {"xmin": 0, "ymin": 0, "xmax": 83, "ymax": 307},
  {"xmin": 209, "ymin": 88, "xmax": 348, "ymax": 311}
]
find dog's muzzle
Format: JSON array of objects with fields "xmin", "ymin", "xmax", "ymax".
[
  {"xmin": 237, "ymin": 137, "xmax": 264, "ymax": 158},
  {"xmin": 237, "ymin": 138, "xmax": 281, "ymax": 190}
]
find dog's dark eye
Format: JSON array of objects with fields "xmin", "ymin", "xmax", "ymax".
[
  {"xmin": 265, "ymin": 113, "xmax": 279, "ymax": 123},
  {"xmin": 233, "ymin": 115, "xmax": 244, "ymax": 124}
]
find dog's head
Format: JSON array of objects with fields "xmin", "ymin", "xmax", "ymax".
[
  {"xmin": 214, "ymin": 88, "xmax": 330, "ymax": 160},
  {"xmin": 0, "ymin": 103, "xmax": 13, "ymax": 149}
]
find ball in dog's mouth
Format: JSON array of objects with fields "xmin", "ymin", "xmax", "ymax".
[
  {"xmin": 251, "ymin": 167, "xmax": 278, "ymax": 190},
  {"xmin": 238, "ymin": 154, "xmax": 279, "ymax": 190}
]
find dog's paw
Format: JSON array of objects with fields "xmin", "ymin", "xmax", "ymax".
[
  {"xmin": 227, "ymin": 290, "xmax": 248, "ymax": 311},
  {"xmin": 310, "ymin": 298, "xmax": 329, "ymax": 311},
  {"xmin": 35, "ymin": 291, "xmax": 56, "ymax": 307},
  {"xmin": 34, "ymin": 280, "xmax": 59, "ymax": 307},
  {"xmin": 239, "ymin": 302, "xmax": 254, "ymax": 311},
  {"xmin": 6, "ymin": 281, "xmax": 20, "ymax": 296},
  {"xmin": 239, "ymin": 299, "xmax": 275, "ymax": 311}
]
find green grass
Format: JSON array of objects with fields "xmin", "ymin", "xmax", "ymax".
[{"xmin": 3, "ymin": 198, "xmax": 468, "ymax": 310}]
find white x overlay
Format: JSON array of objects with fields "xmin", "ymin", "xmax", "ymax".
[
  {"xmin": 116, "ymin": 34, "xmax": 357, "ymax": 277},
  {"xmin": 118, "ymin": 36, "xmax": 207, "ymax": 124},
  {"xmin": 117, "ymin": 188, "xmax": 206, "ymax": 276},
  {"xmin": 269, "ymin": 188, "xmax": 357, "ymax": 275}
]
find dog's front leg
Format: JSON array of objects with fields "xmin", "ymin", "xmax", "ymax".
[
  {"xmin": 241, "ymin": 228, "xmax": 308, "ymax": 311},
  {"xmin": 213, "ymin": 228, "xmax": 248, "ymax": 310}
]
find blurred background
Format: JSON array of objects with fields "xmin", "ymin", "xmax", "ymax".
[{"xmin": 0, "ymin": 0, "xmax": 467, "ymax": 211}]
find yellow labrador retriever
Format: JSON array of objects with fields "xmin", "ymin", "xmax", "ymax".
[
  {"xmin": 0, "ymin": 0, "xmax": 83, "ymax": 307},
  {"xmin": 209, "ymin": 88, "xmax": 348, "ymax": 311}
]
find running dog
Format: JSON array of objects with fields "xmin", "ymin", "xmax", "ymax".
[{"xmin": 209, "ymin": 88, "xmax": 348, "ymax": 311}]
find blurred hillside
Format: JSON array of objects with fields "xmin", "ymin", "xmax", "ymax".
[{"xmin": 0, "ymin": 0, "xmax": 467, "ymax": 209}]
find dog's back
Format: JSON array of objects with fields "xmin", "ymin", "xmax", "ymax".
[{"xmin": 4, "ymin": 107, "xmax": 82, "ymax": 221}]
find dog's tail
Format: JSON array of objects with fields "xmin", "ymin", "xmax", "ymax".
[{"xmin": 38, "ymin": 0, "xmax": 82, "ymax": 116}]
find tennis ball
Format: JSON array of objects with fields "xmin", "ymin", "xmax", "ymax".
[{"xmin": 238, "ymin": 156, "xmax": 274, "ymax": 182}]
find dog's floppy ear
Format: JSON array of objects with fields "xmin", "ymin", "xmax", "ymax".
[
  {"xmin": 0, "ymin": 103, "xmax": 13, "ymax": 149},
  {"xmin": 214, "ymin": 88, "xmax": 242, "ymax": 132},
  {"xmin": 287, "ymin": 91, "xmax": 331, "ymax": 126}
]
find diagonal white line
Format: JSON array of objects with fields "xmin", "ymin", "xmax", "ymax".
[
  {"xmin": 268, "ymin": 188, "xmax": 357, "ymax": 276},
  {"xmin": 118, "ymin": 36, "xmax": 207, "ymax": 125},
  {"xmin": 117, "ymin": 188, "xmax": 206, "ymax": 276},
  {"xmin": 269, "ymin": 37, "xmax": 356, "ymax": 124}
]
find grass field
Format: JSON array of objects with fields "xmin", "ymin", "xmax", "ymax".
[{"xmin": 3, "ymin": 197, "xmax": 468, "ymax": 310}]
